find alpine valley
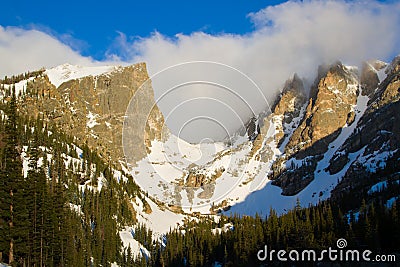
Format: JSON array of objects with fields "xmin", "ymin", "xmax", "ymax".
[{"xmin": 0, "ymin": 55, "xmax": 399, "ymax": 266}]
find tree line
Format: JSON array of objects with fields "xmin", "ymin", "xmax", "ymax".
[
  {"xmin": 0, "ymin": 69, "xmax": 45, "ymax": 85},
  {"xmin": 136, "ymin": 198, "xmax": 399, "ymax": 267}
]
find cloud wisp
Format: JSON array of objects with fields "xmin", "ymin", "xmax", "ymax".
[{"xmin": 0, "ymin": 26, "xmax": 95, "ymax": 77}]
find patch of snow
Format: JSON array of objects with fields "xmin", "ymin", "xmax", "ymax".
[
  {"xmin": 368, "ymin": 179, "xmax": 399, "ymax": 195},
  {"xmin": 90, "ymin": 133, "xmax": 98, "ymax": 139},
  {"xmin": 112, "ymin": 169, "xmax": 128, "ymax": 183},
  {"xmin": 346, "ymin": 83, "xmax": 358, "ymax": 95},
  {"xmin": 2, "ymin": 77, "xmax": 34, "ymax": 98},
  {"xmin": 45, "ymin": 63, "xmax": 118, "ymax": 88},
  {"xmin": 97, "ymin": 174, "xmax": 106, "ymax": 191},
  {"xmin": 346, "ymin": 211, "xmax": 360, "ymax": 224},
  {"xmin": 131, "ymin": 195, "xmax": 185, "ymax": 236},
  {"xmin": 376, "ymin": 65, "xmax": 388, "ymax": 83},
  {"xmin": 279, "ymin": 104, "xmax": 306, "ymax": 152},
  {"xmin": 73, "ymin": 144, "xmax": 83, "ymax": 159},
  {"xmin": 122, "ymin": 194, "xmax": 190, "ymax": 258},
  {"xmin": 119, "ymin": 226, "xmax": 150, "ymax": 259},
  {"xmin": 385, "ymin": 197, "xmax": 398, "ymax": 208},
  {"xmin": 69, "ymin": 203, "xmax": 83, "ymax": 216},
  {"xmin": 357, "ymin": 146, "xmax": 397, "ymax": 173},
  {"xmin": 21, "ymin": 146, "xmax": 29, "ymax": 178},
  {"xmin": 368, "ymin": 181, "xmax": 387, "ymax": 194},
  {"xmin": 368, "ymin": 176, "xmax": 400, "ymax": 195},
  {"xmin": 86, "ymin": 111, "xmax": 100, "ymax": 128},
  {"xmin": 70, "ymin": 106, "xmax": 77, "ymax": 114},
  {"xmin": 211, "ymin": 223, "xmax": 234, "ymax": 235}
]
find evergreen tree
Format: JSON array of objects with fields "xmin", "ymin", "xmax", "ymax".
[{"xmin": 0, "ymin": 87, "xmax": 29, "ymax": 265}]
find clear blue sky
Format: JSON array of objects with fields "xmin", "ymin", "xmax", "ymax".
[{"xmin": 1, "ymin": 0, "xmax": 285, "ymax": 60}]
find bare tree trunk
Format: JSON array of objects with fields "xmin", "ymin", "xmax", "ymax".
[
  {"xmin": 9, "ymin": 190, "xmax": 14, "ymax": 264},
  {"xmin": 61, "ymin": 239, "xmax": 64, "ymax": 267},
  {"xmin": 40, "ymin": 213, "xmax": 43, "ymax": 267},
  {"xmin": 9, "ymin": 239, "xmax": 14, "ymax": 264}
]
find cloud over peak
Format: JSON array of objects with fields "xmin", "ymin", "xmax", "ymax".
[{"xmin": 0, "ymin": 26, "xmax": 94, "ymax": 77}]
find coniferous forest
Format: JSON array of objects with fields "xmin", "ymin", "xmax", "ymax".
[
  {"xmin": 0, "ymin": 86, "xmax": 137, "ymax": 266},
  {"xmin": 150, "ymin": 200, "xmax": 399, "ymax": 266},
  {"xmin": 0, "ymin": 83, "xmax": 399, "ymax": 267}
]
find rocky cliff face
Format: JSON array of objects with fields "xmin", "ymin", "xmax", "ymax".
[
  {"xmin": 286, "ymin": 63, "xmax": 359, "ymax": 158},
  {"xmin": 329, "ymin": 57, "xmax": 400, "ymax": 200},
  {"xmin": 268, "ymin": 63, "xmax": 361, "ymax": 195},
  {"xmin": 264, "ymin": 55, "xmax": 399, "ymax": 200},
  {"xmin": 270, "ymin": 74, "xmax": 307, "ymax": 147},
  {"xmin": 18, "ymin": 63, "xmax": 165, "ymax": 166},
  {"xmin": 360, "ymin": 60, "xmax": 386, "ymax": 97}
]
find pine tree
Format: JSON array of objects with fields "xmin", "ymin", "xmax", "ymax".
[
  {"xmin": 26, "ymin": 132, "xmax": 41, "ymax": 266},
  {"xmin": 0, "ymin": 86, "xmax": 29, "ymax": 265}
]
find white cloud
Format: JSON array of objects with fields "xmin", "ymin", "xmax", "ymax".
[
  {"xmin": 129, "ymin": 1, "xmax": 400, "ymax": 82},
  {"xmin": 0, "ymin": 26, "xmax": 94, "ymax": 77},
  {"xmin": 249, "ymin": 0, "xmax": 399, "ymax": 64},
  {"xmin": 120, "ymin": 0, "xmax": 400, "ymax": 142}
]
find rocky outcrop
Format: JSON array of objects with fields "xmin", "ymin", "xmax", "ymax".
[
  {"xmin": 19, "ymin": 63, "xmax": 165, "ymax": 166},
  {"xmin": 245, "ymin": 117, "xmax": 261, "ymax": 141},
  {"xmin": 270, "ymin": 63, "xmax": 361, "ymax": 195},
  {"xmin": 285, "ymin": 63, "xmax": 359, "ymax": 158},
  {"xmin": 184, "ymin": 166, "xmax": 225, "ymax": 188},
  {"xmin": 269, "ymin": 57, "xmax": 400, "ymax": 197},
  {"xmin": 271, "ymin": 74, "xmax": 307, "ymax": 146},
  {"xmin": 368, "ymin": 56, "xmax": 400, "ymax": 110},
  {"xmin": 360, "ymin": 60, "xmax": 386, "ymax": 97},
  {"xmin": 324, "ymin": 56, "xmax": 400, "ymax": 205},
  {"xmin": 248, "ymin": 74, "xmax": 307, "ymax": 164},
  {"xmin": 329, "ymin": 56, "xmax": 400, "ymax": 176}
]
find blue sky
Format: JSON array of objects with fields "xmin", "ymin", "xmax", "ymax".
[{"xmin": 2, "ymin": 0, "xmax": 285, "ymax": 60}]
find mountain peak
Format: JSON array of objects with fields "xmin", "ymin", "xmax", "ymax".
[
  {"xmin": 12, "ymin": 62, "xmax": 163, "ymax": 167},
  {"xmin": 386, "ymin": 54, "xmax": 400, "ymax": 76},
  {"xmin": 44, "ymin": 63, "xmax": 147, "ymax": 88}
]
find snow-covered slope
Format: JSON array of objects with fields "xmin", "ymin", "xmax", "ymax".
[
  {"xmin": 45, "ymin": 63, "xmax": 118, "ymax": 88},
  {"xmin": 132, "ymin": 123, "xmax": 281, "ymax": 214},
  {"xmin": 226, "ymin": 88, "xmax": 370, "ymax": 216}
]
